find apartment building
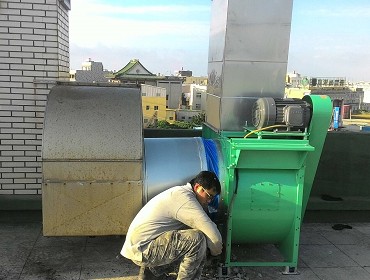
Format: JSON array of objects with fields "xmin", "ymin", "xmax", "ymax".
[
  {"xmin": 69, "ymin": 58, "xmax": 111, "ymax": 82},
  {"xmin": 141, "ymin": 84, "xmax": 167, "ymax": 127}
]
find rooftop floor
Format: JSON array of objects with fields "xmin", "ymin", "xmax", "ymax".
[{"xmin": 1, "ymin": 211, "xmax": 370, "ymax": 280}]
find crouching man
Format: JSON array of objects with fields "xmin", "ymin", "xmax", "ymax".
[{"xmin": 121, "ymin": 171, "xmax": 223, "ymax": 279}]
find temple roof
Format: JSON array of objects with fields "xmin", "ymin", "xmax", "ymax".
[{"xmin": 114, "ymin": 59, "xmax": 155, "ymax": 78}]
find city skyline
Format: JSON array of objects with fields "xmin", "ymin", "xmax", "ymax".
[{"xmin": 69, "ymin": 0, "xmax": 370, "ymax": 82}]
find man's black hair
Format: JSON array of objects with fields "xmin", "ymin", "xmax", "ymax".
[{"xmin": 190, "ymin": 171, "xmax": 221, "ymax": 193}]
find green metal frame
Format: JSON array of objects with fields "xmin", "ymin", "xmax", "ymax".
[
  {"xmin": 301, "ymin": 95, "xmax": 333, "ymax": 216},
  {"xmin": 203, "ymin": 95, "xmax": 332, "ymax": 268}
]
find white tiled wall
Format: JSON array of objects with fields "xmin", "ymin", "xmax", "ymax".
[{"xmin": 0, "ymin": 0, "xmax": 70, "ymax": 195}]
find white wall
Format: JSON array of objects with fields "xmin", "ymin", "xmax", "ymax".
[{"xmin": 0, "ymin": 0, "xmax": 70, "ymax": 196}]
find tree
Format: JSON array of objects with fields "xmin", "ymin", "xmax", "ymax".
[
  {"xmin": 155, "ymin": 120, "xmax": 171, "ymax": 129},
  {"xmin": 190, "ymin": 112, "xmax": 205, "ymax": 126},
  {"xmin": 148, "ymin": 112, "xmax": 206, "ymax": 129}
]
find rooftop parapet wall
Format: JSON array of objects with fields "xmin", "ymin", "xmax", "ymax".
[
  {"xmin": 309, "ymin": 132, "xmax": 370, "ymax": 210},
  {"xmin": 1, "ymin": 131, "xmax": 370, "ymax": 211}
]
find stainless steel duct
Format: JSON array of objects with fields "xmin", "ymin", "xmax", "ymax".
[
  {"xmin": 143, "ymin": 137, "xmax": 207, "ymax": 202},
  {"xmin": 143, "ymin": 137, "xmax": 226, "ymax": 215},
  {"xmin": 206, "ymin": 0, "xmax": 294, "ymax": 131}
]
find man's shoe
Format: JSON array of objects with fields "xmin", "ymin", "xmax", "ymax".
[{"xmin": 138, "ymin": 266, "xmax": 159, "ymax": 280}]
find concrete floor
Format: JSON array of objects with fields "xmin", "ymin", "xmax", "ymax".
[{"xmin": 1, "ymin": 211, "xmax": 370, "ymax": 280}]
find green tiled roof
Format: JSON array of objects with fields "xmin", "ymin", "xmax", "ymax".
[
  {"xmin": 113, "ymin": 75, "xmax": 166, "ymax": 80},
  {"xmin": 114, "ymin": 59, "xmax": 155, "ymax": 78}
]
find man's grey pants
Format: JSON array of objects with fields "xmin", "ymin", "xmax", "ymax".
[{"xmin": 134, "ymin": 229, "xmax": 207, "ymax": 280}]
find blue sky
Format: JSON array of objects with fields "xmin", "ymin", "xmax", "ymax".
[{"xmin": 69, "ymin": 0, "xmax": 370, "ymax": 82}]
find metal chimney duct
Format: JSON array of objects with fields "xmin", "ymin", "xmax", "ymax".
[{"xmin": 206, "ymin": 0, "xmax": 293, "ymax": 131}]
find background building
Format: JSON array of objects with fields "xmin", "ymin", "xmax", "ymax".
[
  {"xmin": 285, "ymin": 74, "xmax": 365, "ymax": 112},
  {"xmin": 182, "ymin": 84, "xmax": 207, "ymax": 111},
  {"xmin": 176, "ymin": 109, "xmax": 201, "ymax": 122},
  {"xmin": 141, "ymin": 84, "xmax": 167, "ymax": 127},
  {"xmin": 354, "ymin": 82, "xmax": 370, "ymax": 111},
  {"xmin": 69, "ymin": 58, "xmax": 111, "ymax": 82},
  {"xmin": 309, "ymin": 77, "xmax": 364, "ymax": 112},
  {"xmin": 113, "ymin": 59, "xmax": 184, "ymax": 110}
]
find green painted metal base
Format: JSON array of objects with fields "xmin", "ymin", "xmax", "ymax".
[{"xmin": 203, "ymin": 95, "xmax": 332, "ymax": 268}]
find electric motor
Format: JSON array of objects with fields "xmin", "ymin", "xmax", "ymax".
[{"xmin": 252, "ymin": 97, "xmax": 312, "ymax": 130}]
